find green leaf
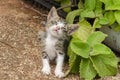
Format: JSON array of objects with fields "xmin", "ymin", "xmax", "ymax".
[
  {"xmin": 72, "ymin": 20, "xmax": 93, "ymax": 41},
  {"xmin": 113, "ymin": 0, "xmax": 120, "ymax": 4},
  {"xmin": 100, "ymin": 0, "xmax": 120, "ymax": 10},
  {"xmin": 80, "ymin": 10, "xmax": 95, "ymax": 18},
  {"xmin": 70, "ymin": 56, "xmax": 81, "ymax": 73},
  {"xmin": 93, "ymin": 18, "xmax": 102, "ymax": 29},
  {"xmin": 104, "ymin": 11, "xmax": 115, "ymax": 25},
  {"xmin": 71, "ymin": 38, "xmax": 90, "ymax": 58},
  {"xmin": 94, "ymin": 0, "xmax": 102, "ymax": 17},
  {"xmin": 106, "ymin": 5, "xmax": 120, "ymax": 10},
  {"xmin": 67, "ymin": 45, "xmax": 77, "ymax": 72},
  {"xmin": 60, "ymin": 0, "xmax": 71, "ymax": 12},
  {"xmin": 99, "ymin": 17, "xmax": 109, "ymax": 25},
  {"xmin": 99, "ymin": 0, "xmax": 110, "ymax": 3},
  {"xmin": 99, "ymin": 0, "xmax": 113, "ymax": 6},
  {"xmin": 67, "ymin": 45, "xmax": 81, "ymax": 74},
  {"xmin": 114, "ymin": 11, "xmax": 120, "ymax": 25},
  {"xmin": 92, "ymin": 44, "xmax": 111, "ymax": 56},
  {"xmin": 78, "ymin": 0, "xmax": 84, "ymax": 9},
  {"xmin": 67, "ymin": 43, "xmax": 73, "ymax": 56},
  {"xmin": 87, "ymin": 31, "xmax": 107, "ymax": 47},
  {"xmin": 91, "ymin": 53, "xmax": 118, "ymax": 77},
  {"xmin": 80, "ymin": 58, "xmax": 97, "ymax": 80},
  {"xmin": 66, "ymin": 9, "xmax": 81, "ymax": 23},
  {"xmin": 85, "ymin": 0, "xmax": 96, "ymax": 10}
]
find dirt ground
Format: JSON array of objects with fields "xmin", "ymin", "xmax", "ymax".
[{"xmin": 0, "ymin": 0, "xmax": 120, "ymax": 80}]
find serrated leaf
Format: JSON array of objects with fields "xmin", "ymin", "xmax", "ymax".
[
  {"xmin": 80, "ymin": 58, "xmax": 97, "ymax": 80},
  {"xmin": 94, "ymin": 0, "xmax": 102, "ymax": 17},
  {"xmin": 71, "ymin": 38, "xmax": 90, "ymax": 58},
  {"xmin": 87, "ymin": 31, "xmax": 107, "ymax": 47},
  {"xmin": 72, "ymin": 20, "xmax": 93, "ymax": 41},
  {"xmin": 91, "ymin": 43, "xmax": 111, "ymax": 56},
  {"xmin": 100, "ymin": 0, "xmax": 120, "ymax": 10},
  {"xmin": 91, "ymin": 53, "xmax": 118, "ymax": 77},
  {"xmin": 99, "ymin": 17, "xmax": 109, "ymax": 25},
  {"xmin": 114, "ymin": 11, "xmax": 120, "ymax": 25},
  {"xmin": 80, "ymin": 10, "xmax": 95, "ymax": 18},
  {"xmin": 66, "ymin": 9, "xmax": 81, "ymax": 23},
  {"xmin": 105, "ymin": 0, "xmax": 120, "ymax": 10},
  {"xmin": 93, "ymin": 18, "xmax": 102, "ymax": 29},
  {"xmin": 104, "ymin": 11, "xmax": 115, "ymax": 25},
  {"xmin": 67, "ymin": 45, "xmax": 81, "ymax": 74},
  {"xmin": 81, "ymin": 0, "xmax": 96, "ymax": 18},
  {"xmin": 85, "ymin": 0, "xmax": 96, "ymax": 10}
]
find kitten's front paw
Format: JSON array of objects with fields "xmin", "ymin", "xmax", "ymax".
[
  {"xmin": 55, "ymin": 70, "xmax": 64, "ymax": 78},
  {"xmin": 42, "ymin": 67, "xmax": 51, "ymax": 75}
]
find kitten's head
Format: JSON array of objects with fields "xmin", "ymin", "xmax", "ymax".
[
  {"xmin": 46, "ymin": 7, "xmax": 66, "ymax": 38},
  {"xmin": 46, "ymin": 7, "xmax": 79, "ymax": 38}
]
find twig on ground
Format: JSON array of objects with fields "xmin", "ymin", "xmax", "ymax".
[
  {"xmin": 57, "ymin": 5, "xmax": 77, "ymax": 10},
  {"xmin": 29, "ymin": 7, "xmax": 47, "ymax": 17},
  {"xmin": 24, "ymin": 4, "xmax": 47, "ymax": 17},
  {"xmin": 0, "ymin": 40, "xmax": 14, "ymax": 49}
]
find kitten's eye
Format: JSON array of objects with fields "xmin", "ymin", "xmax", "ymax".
[{"xmin": 51, "ymin": 21, "xmax": 57, "ymax": 25}]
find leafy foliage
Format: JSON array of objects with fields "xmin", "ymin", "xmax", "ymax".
[
  {"xmin": 65, "ymin": 0, "xmax": 120, "ymax": 31},
  {"xmin": 54, "ymin": 0, "xmax": 119, "ymax": 79},
  {"xmin": 67, "ymin": 26, "xmax": 118, "ymax": 80},
  {"xmin": 66, "ymin": 9, "xmax": 81, "ymax": 23},
  {"xmin": 60, "ymin": 0, "xmax": 71, "ymax": 12}
]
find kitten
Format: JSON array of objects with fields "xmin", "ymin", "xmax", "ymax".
[{"xmin": 39, "ymin": 7, "xmax": 79, "ymax": 78}]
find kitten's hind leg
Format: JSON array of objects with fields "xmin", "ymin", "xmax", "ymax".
[
  {"xmin": 41, "ymin": 51, "xmax": 51, "ymax": 75},
  {"xmin": 55, "ymin": 52, "xmax": 65, "ymax": 78}
]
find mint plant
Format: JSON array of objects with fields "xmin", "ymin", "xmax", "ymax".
[
  {"xmin": 54, "ymin": 0, "xmax": 119, "ymax": 79},
  {"xmin": 66, "ymin": 21, "xmax": 118, "ymax": 80},
  {"xmin": 66, "ymin": 0, "xmax": 120, "ymax": 30}
]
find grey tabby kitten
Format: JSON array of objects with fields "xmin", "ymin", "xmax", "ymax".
[{"xmin": 39, "ymin": 7, "xmax": 79, "ymax": 78}]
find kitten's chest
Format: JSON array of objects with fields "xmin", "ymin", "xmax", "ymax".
[
  {"xmin": 45, "ymin": 36, "xmax": 58, "ymax": 60},
  {"xmin": 46, "ymin": 37, "xmax": 57, "ymax": 48}
]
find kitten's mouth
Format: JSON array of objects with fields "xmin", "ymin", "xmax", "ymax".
[
  {"xmin": 53, "ymin": 30, "xmax": 59, "ymax": 34},
  {"xmin": 55, "ymin": 30, "xmax": 59, "ymax": 34}
]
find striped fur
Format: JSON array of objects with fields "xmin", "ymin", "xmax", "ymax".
[{"xmin": 39, "ymin": 7, "xmax": 79, "ymax": 78}]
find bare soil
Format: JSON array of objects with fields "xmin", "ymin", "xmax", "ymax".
[{"xmin": 0, "ymin": 0, "xmax": 119, "ymax": 80}]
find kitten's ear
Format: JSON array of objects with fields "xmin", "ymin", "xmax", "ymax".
[
  {"xmin": 47, "ymin": 7, "xmax": 59, "ymax": 21},
  {"xmin": 66, "ymin": 24, "xmax": 79, "ymax": 35}
]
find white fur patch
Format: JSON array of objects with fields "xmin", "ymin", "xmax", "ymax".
[
  {"xmin": 42, "ymin": 58, "xmax": 51, "ymax": 75},
  {"xmin": 45, "ymin": 34, "xmax": 57, "ymax": 60},
  {"xmin": 55, "ymin": 53, "xmax": 65, "ymax": 78}
]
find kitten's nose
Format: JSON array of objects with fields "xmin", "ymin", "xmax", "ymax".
[{"xmin": 55, "ymin": 26, "xmax": 60, "ymax": 31}]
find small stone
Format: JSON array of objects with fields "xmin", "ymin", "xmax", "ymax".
[{"xmin": 33, "ymin": 16, "xmax": 39, "ymax": 19}]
